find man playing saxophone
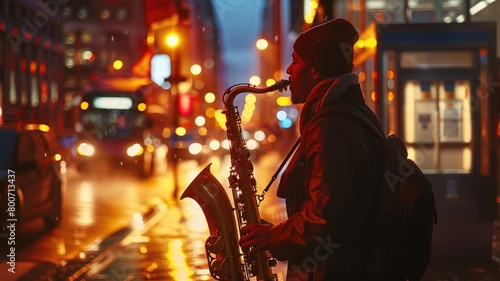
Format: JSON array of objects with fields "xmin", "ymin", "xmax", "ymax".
[{"xmin": 239, "ymin": 18, "xmax": 389, "ymax": 281}]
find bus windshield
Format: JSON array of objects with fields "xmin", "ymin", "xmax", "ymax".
[{"xmin": 79, "ymin": 91, "xmax": 147, "ymax": 140}]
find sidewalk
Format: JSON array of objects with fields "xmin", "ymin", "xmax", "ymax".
[{"xmin": 422, "ymin": 257, "xmax": 500, "ymax": 280}]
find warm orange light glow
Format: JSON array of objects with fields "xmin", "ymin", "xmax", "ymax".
[
  {"xmin": 190, "ymin": 64, "xmax": 202, "ymax": 75},
  {"xmin": 162, "ymin": 128, "xmax": 171, "ymax": 138},
  {"xmin": 80, "ymin": 101, "xmax": 89, "ymax": 110},
  {"xmin": 138, "ymin": 103, "xmax": 147, "ymax": 111},
  {"xmin": 355, "ymin": 40, "xmax": 366, "ymax": 49},
  {"xmin": 175, "ymin": 127, "xmax": 187, "ymax": 136},
  {"xmin": 38, "ymin": 124, "xmax": 50, "ymax": 132},
  {"xmin": 375, "ymin": 12, "xmax": 386, "ymax": 22},
  {"xmin": 371, "ymin": 91, "xmax": 377, "ymax": 102},
  {"xmin": 113, "ymin": 60, "xmax": 123, "ymax": 70},
  {"xmin": 387, "ymin": 70, "xmax": 395, "ymax": 79},
  {"xmin": 266, "ymin": 79, "xmax": 276, "ymax": 87},
  {"xmin": 366, "ymin": 38, "xmax": 377, "ymax": 48},
  {"xmin": 214, "ymin": 109, "xmax": 227, "ymax": 130},
  {"xmin": 30, "ymin": 61, "xmax": 37, "ymax": 74},
  {"xmin": 166, "ymin": 34, "xmax": 180, "ymax": 48},
  {"xmin": 359, "ymin": 72, "xmax": 366, "ymax": 82},
  {"xmin": 304, "ymin": 0, "xmax": 319, "ymax": 24},
  {"xmin": 249, "ymin": 76, "xmax": 261, "ymax": 86},
  {"xmin": 204, "ymin": 92, "xmax": 215, "ymax": 103},
  {"xmin": 276, "ymin": 96, "xmax": 292, "ymax": 106},
  {"xmin": 205, "ymin": 107, "xmax": 215, "ymax": 118},
  {"xmin": 245, "ymin": 94, "xmax": 256, "ymax": 104},
  {"xmin": 256, "ymin": 39, "xmax": 269, "ymax": 50},
  {"xmin": 147, "ymin": 34, "xmax": 155, "ymax": 44},
  {"xmin": 387, "ymin": 91, "xmax": 395, "ymax": 101}
]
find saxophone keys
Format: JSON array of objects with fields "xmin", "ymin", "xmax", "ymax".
[{"xmin": 206, "ymin": 233, "xmax": 225, "ymax": 254}]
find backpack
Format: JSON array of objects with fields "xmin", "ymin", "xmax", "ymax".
[{"xmin": 327, "ymin": 102, "xmax": 438, "ymax": 281}]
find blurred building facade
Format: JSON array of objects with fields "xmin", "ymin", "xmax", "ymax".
[
  {"xmin": 60, "ymin": 0, "xmax": 221, "ymax": 136},
  {"xmin": 0, "ymin": 0, "xmax": 65, "ymax": 132},
  {"xmin": 60, "ymin": 0, "xmax": 148, "ymax": 134}
]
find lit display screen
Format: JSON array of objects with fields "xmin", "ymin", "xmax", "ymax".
[{"xmin": 93, "ymin": 97, "xmax": 133, "ymax": 110}]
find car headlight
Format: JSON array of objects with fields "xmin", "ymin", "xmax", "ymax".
[
  {"xmin": 127, "ymin": 143, "xmax": 144, "ymax": 157},
  {"xmin": 77, "ymin": 143, "xmax": 95, "ymax": 156},
  {"xmin": 188, "ymin": 143, "xmax": 203, "ymax": 155}
]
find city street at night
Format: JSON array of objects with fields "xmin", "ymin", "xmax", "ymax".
[
  {"xmin": 0, "ymin": 150, "xmax": 292, "ymax": 281},
  {"xmin": 2, "ymin": 0, "xmax": 500, "ymax": 280},
  {"xmin": 1, "ymin": 149, "xmax": 500, "ymax": 280}
]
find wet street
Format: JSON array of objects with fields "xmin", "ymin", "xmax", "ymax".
[
  {"xmin": 2, "ymin": 146, "xmax": 500, "ymax": 280},
  {"xmin": 0, "ymin": 147, "xmax": 290, "ymax": 281}
]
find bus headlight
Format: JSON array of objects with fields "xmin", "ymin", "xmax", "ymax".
[
  {"xmin": 77, "ymin": 143, "xmax": 95, "ymax": 157},
  {"xmin": 127, "ymin": 143, "xmax": 144, "ymax": 157}
]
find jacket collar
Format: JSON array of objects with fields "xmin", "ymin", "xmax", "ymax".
[{"xmin": 299, "ymin": 74, "xmax": 359, "ymax": 132}]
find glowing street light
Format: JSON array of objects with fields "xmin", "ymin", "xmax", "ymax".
[
  {"xmin": 166, "ymin": 34, "xmax": 180, "ymax": 48},
  {"xmin": 190, "ymin": 64, "xmax": 202, "ymax": 75},
  {"xmin": 113, "ymin": 59, "xmax": 123, "ymax": 70},
  {"xmin": 256, "ymin": 38, "xmax": 269, "ymax": 50}
]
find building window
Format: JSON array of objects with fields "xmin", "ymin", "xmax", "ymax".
[
  {"xmin": 116, "ymin": 8, "xmax": 127, "ymax": 20},
  {"xmin": 78, "ymin": 7, "xmax": 89, "ymax": 19},
  {"xmin": 62, "ymin": 7, "xmax": 72, "ymax": 18},
  {"xmin": 65, "ymin": 31, "xmax": 76, "ymax": 45},
  {"xmin": 31, "ymin": 76, "xmax": 39, "ymax": 107},
  {"xmin": 101, "ymin": 9, "xmax": 110, "ymax": 19},
  {"xmin": 81, "ymin": 30, "xmax": 93, "ymax": 43}
]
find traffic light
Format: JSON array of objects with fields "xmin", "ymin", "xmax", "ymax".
[{"xmin": 177, "ymin": 93, "xmax": 192, "ymax": 116}]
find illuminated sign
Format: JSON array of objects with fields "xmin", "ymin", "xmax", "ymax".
[
  {"xmin": 93, "ymin": 97, "xmax": 133, "ymax": 110},
  {"xmin": 151, "ymin": 54, "xmax": 171, "ymax": 87}
]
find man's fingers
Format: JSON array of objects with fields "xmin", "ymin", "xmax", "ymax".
[
  {"xmin": 239, "ymin": 234, "xmax": 254, "ymax": 250},
  {"xmin": 240, "ymin": 224, "xmax": 254, "ymax": 236},
  {"xmin": 247, "ymin": 239, "xmax": 265, "ymax": 257}
]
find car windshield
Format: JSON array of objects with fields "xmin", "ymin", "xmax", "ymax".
[{"xmin": 0, "ymin": 132, "xmax": 17, "ymax": 168}]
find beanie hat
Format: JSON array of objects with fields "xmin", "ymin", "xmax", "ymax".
[{"xmin": 293, "ymin": 18, "xmax": 359, "ymax": 77}]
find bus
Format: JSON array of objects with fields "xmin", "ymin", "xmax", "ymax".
[{"xmin": 74, "ymin": 76, "xmax": 168, "ymax": 177}]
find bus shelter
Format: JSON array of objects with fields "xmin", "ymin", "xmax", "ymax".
[{"xmin": 355, "ymin": 22, "xmax": 498, "ymax": 257}]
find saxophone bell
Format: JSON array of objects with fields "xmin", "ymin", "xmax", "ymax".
[{"xmin": 181, "ymin": 164, "xmax": 244, "ymax": 281}]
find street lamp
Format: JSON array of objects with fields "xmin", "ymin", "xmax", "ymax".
[
  {"xmin": 164, "ymin": 31, "xmax": 186, "ymax": 199},
  {"xmin": 165, "ymin": 34, "xmax": 180, "ymax": 48},
  {"xmin": 256, "ymin": 38, "xmax": 269, "ymax": 50}
]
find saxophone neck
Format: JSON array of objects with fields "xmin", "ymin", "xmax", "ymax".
[{"xmin": 223, "ymin": 79, "xmax": 290, "ymax": 107}]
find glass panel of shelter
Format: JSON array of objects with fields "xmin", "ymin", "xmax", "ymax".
[{"xmin": 403, "ymin": 79, "xmax": 473, "ymax": 173}]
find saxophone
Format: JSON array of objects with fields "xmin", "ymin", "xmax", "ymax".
[{"xmin": 181, "ymin": 80, "xmax": 290, "ymax": 281}]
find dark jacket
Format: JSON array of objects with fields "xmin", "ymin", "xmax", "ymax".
[{"xmin": 268, "ymin": 76, "xmax": 386, "ymax": 281}]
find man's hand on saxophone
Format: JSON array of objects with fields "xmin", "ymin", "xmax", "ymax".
[{"xmin": 239, "ymin": 222, "xmax": 274, "ymax": 257}]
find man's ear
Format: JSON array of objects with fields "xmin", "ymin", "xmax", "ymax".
[{"xmin": 311, "ymin": 68, "xmax": 321, "ymax": 79}]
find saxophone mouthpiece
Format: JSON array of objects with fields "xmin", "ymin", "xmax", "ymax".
[{"xmin": 269, "ymin": 79, "xmax": 290, "ymax": 92}]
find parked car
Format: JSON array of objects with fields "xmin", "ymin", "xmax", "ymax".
[{"xmin": 0, "ymin": 122, "xmax": 66, "ymax": 237}]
